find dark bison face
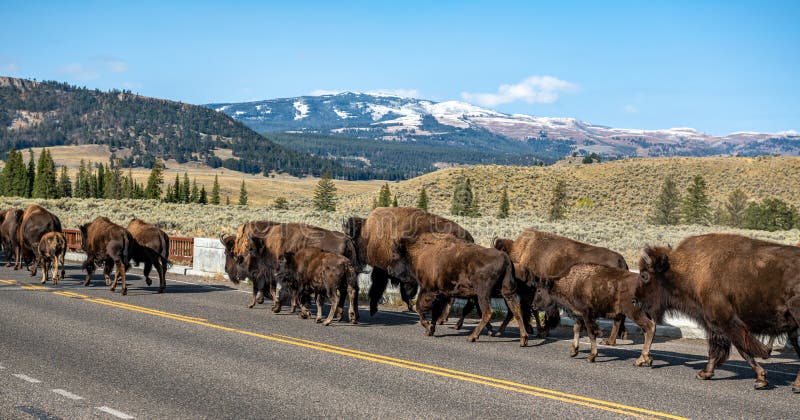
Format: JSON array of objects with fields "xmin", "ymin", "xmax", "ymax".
[
  {"xmin": 532, "ymin": 282, "xmax": 554, "ymax": 311},
  {"xmin": 78, "ymin": 223, "xmax": 90, "ymax": 252},
  {"xmin": 633, "ymin": 246, "xmax": 671, "ymax": 322},
  {"xmin": 493, "ymin": 238, "xmax": 514, "ymax": 254},
  {"xmin": 220, "ymin": 234, "xmax": 243, "ymax": 284},
  {"xmin": 275, "ymin": 252, "xmax": 295, "ymax": 284},
  {"xmin": 386, "ymin": 237, "xmax": 414, "ymax": 281},
  {"xmin": 342, "ymin": 217, "xmax": 364, "ymax": 241}
]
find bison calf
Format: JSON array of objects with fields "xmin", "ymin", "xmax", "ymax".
[
  {"xmin": 278, "ymin": 247, "xmax": 359, "ymax": 325},
  {"xmin": 535, "ymin": 263, "xmax": 655, "ymax": 366},
  {"xmin": 387, "ymin": 233, "xmax": 528, "ymax": 346},
  {"xmin": 38, "ymin": 232, "xmax": 66, "ymax": 285}
]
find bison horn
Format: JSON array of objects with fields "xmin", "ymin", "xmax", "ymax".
[{"xmin": 641, "ymin": 249, "xmax": 652, "ymax": 266}]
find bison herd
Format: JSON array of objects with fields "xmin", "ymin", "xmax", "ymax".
[{"xmin": 1, "ymin": 205, "xmax": 799, "ymax": 393}]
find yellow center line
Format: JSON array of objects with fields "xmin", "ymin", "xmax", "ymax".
[
  {"xmin": 0, "ymin": 279, "xmax": 18, "ymax": 284},
  {"xmin": 16, "ymin": 282, "xmax": 686, "ymax": 420}
]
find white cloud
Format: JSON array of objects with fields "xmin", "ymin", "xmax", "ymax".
[
  {"xmin": 623, "ymin": 104, "xmax": 638, "ymax": 114},
  {"xmin": 92, "ymin": 55, "xmax": 128, "ymax": 73},
  {"xmin": 365, "ymin": 89, "xmax": 420, "ymax": 98},
  {"xmin": 310, "ymin": 89, "xmax": 345, "ymax": 96},
  {"xmin": 461, "ymin": 75, "xmax": 578, "ymax": 107},
  {"xmin": 59, "ymin": 63, "xmax": 99, "ymax": 80},
  {"xmin": 0, "ymin": 57, "xmax": 19, "ymax": 74}
]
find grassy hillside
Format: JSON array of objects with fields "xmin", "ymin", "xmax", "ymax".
[{"xmin": 338, "ymin": 156, "xmax": 800, "ymax": 222}]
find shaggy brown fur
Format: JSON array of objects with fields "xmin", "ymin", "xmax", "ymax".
[
  {"xmin": 387, "ymin": 233, "xmax": 527, "ymax": 346},
  {"xmin": 636, "ymin": 233, "xmax": 800, "ymax": 391},
  {"xmin": 37, "ymin": 231, "xmax": 66, "ymax": 285},
  {"xmin": 535, "ymin": 264, "xmax": 655, "ymax": 365},
  {"xmin": 0, "ymin": 208, "xmax": 23, "ymax": 267},
  {"xmin": 222, "ymin": 221, "xmax": 281, "ymax": 307},
  {"xmin": 127, "ymin": 218, "xmax": 170, "ymax": 293},
  {"xmin": 494, "ymin": 229, "xmax": 628, "ymax": 337},
  {"xmin": 80, "ymin": 216, "xmax": 132, "ymax": 295},
  {"xmin": 16, "ymin": 205, "xmax": 63, "ymax": 275},
  {"xmin": 345, "ymin": 207, "xmax": 474, "ymax": 316},
  {"xmin": 278, "ymin": 247, "xmax": 359, "ymax": 325}
]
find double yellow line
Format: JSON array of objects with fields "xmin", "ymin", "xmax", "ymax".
[{"xmin": 11, "ymin": 280, "xmax": 687, "ymax": 420}]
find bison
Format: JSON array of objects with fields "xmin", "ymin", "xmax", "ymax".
[
  {"xmin": 127, "ymin": 218, "xmax": 170, "ymax": 293},
  {"xmin": 16, "ymin": 205, "xmax": 63, "ymax": 275},
  {"xmin": 534, "ymin": 263, "xmax": 655, "ymax": 365},
  {"xmin": 494, "ymin": 230, "xmax": 628, "ymax": 337},
  {"xmin": 37, "ymin": 231, "xmax": 67, "ymax": 285},
  {"xmin": 344, "ymin": 207, "xmax": 474, "ymax": 316},
  {"xmin": 386, "ymin": 233, "xmax": 528, "ymax": 346},
  {"xmin": 0, "ymin": 208, "xmax": 23, "ymax": 267},
  {"xmin": 636, "ymin": 233, "xmax": 800, "ymax": 391},
  {"xmin": 222, "ymin": 221, "xmax": 281, "ymax": 308},
  {"xmin": 79, "ymin": 216, "xmax": 132, "ymax": 295},
  {"xmin": 233, "ymin": 222, "xmax": 358, "ymax": 318},
  {"xmin": 278, "ymin": 247, "xmax": 359, "ymax": 325}
]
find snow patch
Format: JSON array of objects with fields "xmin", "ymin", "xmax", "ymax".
[
  {"xmin": 215, "ymin": 105, "xmax": 230, "ymax": 112},
  {"xmin": 333, "ymin": 108, "xmax": 351, "ymax": 119},
  {"xmin": 293, "ymin": 100, "xmax": 309, "ymax": 120}
]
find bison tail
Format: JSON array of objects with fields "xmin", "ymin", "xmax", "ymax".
[{"xmin": 160, "ymin": 232, "xmax": 172, "ymax": 270}]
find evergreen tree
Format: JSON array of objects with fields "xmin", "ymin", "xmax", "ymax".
[
  {"xmin": 190, "ymin": 179, "xmax": 199, "ymax": 203},
  {"xmin": 181, "ymin": 172, "xmax": 191, "ymax": 203},
  {"xmin": 33, "ymin": 148, "xmax": 57, "ymax": 198},
  {"xmin": 25, "ymin": 149, "xmax": 35, "ymax": 198},
  {"xmin": 76, "ymin": 160, "xmax": 92, "ymax": 199},
  {"xmin": 144, "ymin": 160, "xmax": 164, "ymax": 200},
  {"xmin": 238, "ymin": 179, "xmax": 248, "ymax": 206},
  {"xmin": 497, "ymin": 186, "xmax": 510, "ymax": 219},
  {"xmin": 372, "ymin": 197, "xmax": 378, "ymax": 209},
  {"xmin": 450, "ymin": 177, "xmax": 474, "ymax": 216},
  {"xmin": 467, "ymin": 191, "xmax": 481, "ymax": 217},
  {"xmin": 392, "ymin": 194, "xmax": 398, "ymax": 207},
  {"xmin": 681, "ymin": 175, "xmax": 711, "ymax": 225},
  {"xmin": 723, "ymin": 188, "xmax": 748, "ymax": 227},
  {"xmin": 210, "ymin": 175, "xmax": 221, "ymax": 205},
  {"xmin": 377, "ymin": 183, "xmax": 392, "ymax": 207},
  {"xmin": 313, "ymin": 173, "xmax": 337, "ymax": 212},
  {"xmin": 199, "ymin": 185, "xmax": 207, "ymax": 204},
  {"xmin": 274, "ymin": 196, "xmax": 289, "ymax": 210},
  {"xmin": 416, "ymin": 186, "xmax": 429, "ymax": 211},
  {"xmin": 2, "ymin": 148, "xmax": 28, "ymax": 197},
  {"xmin": 226, "ymin": 195, "xmax": 231, "ymax": 206},
  {"xmin": 548, "ymin": 179, "xmax": 568, "ymax": 221},
  {"xmin": 743, "ymin": 198, "xmax": 799, "ymax": 231},
  {"xmin": 58, "ymin": 166, "xmax": 72, "ymax": 198},
  {"xmin": 96, "ymin": 162, "xmax": 105, "ymax": 198},
  {"xmin": 650, "ymin": 176, "xmax": 681, "ymax": 225}
]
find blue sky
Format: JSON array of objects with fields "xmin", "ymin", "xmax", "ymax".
[{"xmin": 1, "ymin": 1, "xmax": 798, "ymax": 135}]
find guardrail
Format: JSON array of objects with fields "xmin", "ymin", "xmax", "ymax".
[{"xmin": 63, "ymin": 229, "xmax": 194, "ymax": 266}]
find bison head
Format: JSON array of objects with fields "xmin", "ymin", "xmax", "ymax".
[
  {"xmin": 633, "ymin": 246, "xmax": 672, "ymax": 323},
  {"xmin": 78, "ymin": 223, "xmax": 90, "ymax": 252},
  {"xmin": 220, "ymin": 234, "xmax": 244, "ymax": 284},
  {"xmin": 342, "ymin": 217, "xmax": 365, "ymax": 241},
  {"xmin": 386, "ymin": 237, "xmax": 415, "ymax": 281},
  {"xmin": 493, "ymin": 238, "xmax": 514, "ymax": 254}
]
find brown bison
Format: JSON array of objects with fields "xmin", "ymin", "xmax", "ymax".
[
  {"xmin": 636, "ymin": 234, "xmax": 800, "ymax": 391},
  {"xmin": 37, "ymin": 231, "xmax": 66, "ymax": 285},
  {"xmin": 386, "ymin": 233, "xmax": 528, "ymax": 346},
  {"xmin": 234, "ymin": 222, "xmax": 358, "ymax": 318},
  {"xmin": 344, "ymin": 207, "xmax": 474, "ymax": 316},
  {"xmin": 534, "ymin": 263, "xmax": 655, "ymax": 365},
  {"xmin": 221, "ymin": 221, "xmax": 281, "ymax": 308},
  {"xmin": 0, "ymin": 208, "xmax": 23, "ymax": 266},
  {"xmin": 494, "ymin": 229, "xmax": 628, "ymax": 337},
  {"xmin": 16, "ymin": 205, "xmax": 63, "ymax": 275},
  {"xmin": 79, "ymin": 216, "xmax": 132, "ymax": 295},
  {"xmin": 278, "ymin": 247, "xmax": 359, "ymax": 325},
  {"xmin": 127, "ymin": 218, "xmax": 170, "ymax": 293}
]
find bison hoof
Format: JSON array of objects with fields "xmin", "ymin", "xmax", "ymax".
[
  {"xmin": 601, "ymin": 338, "xmax": 616, "ymax": 346},
  {"xmin": 158, "ymin": 288, "xmax": 165, "ymax": 294},
  {"xmin": 272, "ymin": 307, "xmax": 282, "ymax": 314},
  {"xmin": 792, "ymin": 385, "xmax": 800, "ymax": 394},
  {"xmin": 696, "ymin": 370, "xmax": 714, "ymax": 380},
  {"xmin": 467, "ymin": 335, "xmax": 478, "ymax": 342},
  {"xmin": 247, "ymin": 303, "xmax": 255, "ymax": 309},
  {"xmin": 350, "ymin": 319, "xmax": 359, "ymax": 325},
  {"xmin": 570, "ymin": 345, "xmax": 579, "ymax": 357},
  {"xmin": 323, "ymin": 320, "xmax": 333, "ymax": 326},
  {"xmin": 490, "ymin": 331, "xmax": 501, "ymax": 337},
  {"xmin": 635, "ymin": 355, "xmax": 653, "ymax": 367},
  {"xmin": 109, "ymin": 287, "xmax": 115, "ymax": 292},
  {"xmin": 520, "ymin": 336, "xmax": 528, "ymax": 347},
  {"xmin": 145, "ymin": 278, "xmax": 152, "ymax": 286},
  {"xmin": 121, "ymin": 288, "xmax": 127, "ymax": 296},
  {"xmin": 315, "ymin": 318, "xmax": 323, "ymax": 324},
  {"xmin": 754, "ymin": 379, "xmax": 769, "ymax": 390},
  {"xmin": 588, "ymin": 354, "xmax": 597, "ymax": 363}
]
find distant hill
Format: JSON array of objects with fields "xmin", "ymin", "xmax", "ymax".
[
  {"xmin": 209, "ymin": 92, "xmax": 800, "ymax": 164},
  {"xmin": 0, "ymin": 77, "xmax": 387, "ymax": 180}
]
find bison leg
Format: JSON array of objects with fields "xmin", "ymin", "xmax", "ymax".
[
  {"xmin": 415, "ymin": 290, "xmax": 436, "ymax": 336},
  {"xmin": 52, "ymin": 254, "xmax": 60, "ymax": 286},
  {"xmin": 501, "ymin": 276, "xmax": 529, "ymax": 347},
  {"xmin": 584, "ymin": 317, "xmax": 599, "ymax": 363},
  {"xmin": 59, "ymin": 253, "xmax": 65, "ymax": 281},
  {"xmin": 602, "ymin": 314, "xmax": 626, "ymax": 346},
  {"xmin": 13, "ymin": 243, "xmax": 20, "ymax": 270},
  {"xmin": 734, "ymin": 346, "xmax": 769, "ymax": 390},
  {"xmin": 785, "ymin": 298, "xmax": 800, "ymax": 393},
  {"xmin": 493, "ymin": 301, "xmax": 517, "ymax": 337},
  {"xmin": 29, "ymin": 247, "xmax": 39, "ymax": 276},
  {"xmin": 630, "ymin": 310, "xmax": 655, "ymax": 367},
  {"xmin": 788, "ymin": 329, "xmax": 800, "ymax": 359},
  {"xmin": 454, "ymin": 298, "xmax": 475, "ymax": 330},
  {"xmin": 437, "ymin": 297, "xmax": 453, "ymax": 325},
  {"xmin": 116, "ymin": 260, "xmax": 127, "ymax": 296},
  {"xmin": 323, "ymin": 288, "xmax": 340, "ymax": 326},
  {"xmin": 248, "ymin": 281, "xmax": 259, "ymax": 308},
  {"xmin": 315, "ymin": 293, "xmax": 324, "ymax": 323},
  {"xmin": 153, "ymin": 259, "xmax": 165, "ymax": 293},
  {"xmin": 39, "ymin": 256, "xmax": 48, "ymax": 284},
  {"xmin": 697, "ymin": 332, "xmax": 731, "ymax": 381},
  {"xmin": 368, "ymin": 267, "xmax": 389, "ymax": 316},
  {"xmin": 468, "ymin": 296, "xmax": 493, "ymax": 343},
  {"xmin": 104, "ymin": 261, "xmax": 114, "ymax": 287},
  {"xmin": 570, "ymin": 321, "xmax": 581, "ymax": 357},
  {"xmin": 347, "ymin": 284, "xmax": 359, "ymax": 324},
  {"xmin": 82, "ymin": 260, "xmax": 95, "ymax": 286},
  {"xmin": 143, "ymin": 261, "xmax": 153, "ymax": 286},
  {"xmin": 271, "ymin": 281, "xmax": 282, "ymax": 313}
]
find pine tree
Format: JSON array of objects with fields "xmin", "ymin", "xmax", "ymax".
[
  {"xmin": 548, "ymin": 179, "xmax": 568, "ymax": 221},
  {"xmin": 651, "ymin": 176, "xmax": 681, "ymax": 225},
  {"xmin": 190, "ymin": 179, "xmax": 199, "ymax": 203},
  {"xmin": 144, "ymin": 160, "xmax": 164, "ymax": 200},
  {"xmin": 313, "ymin": 173, "xmax": 337, "ymax": 212},
  {"xmin": 226, "ymin": 195, "xmax": 231, "ymax": 206},
  {"xmin": 181, "ymin": 173, "xmax": 190, "ymax": 203},
  {"xmin": 450, "ymin": 177, "xmax": 474, "ymax": 216},
  {"xmin": 199, "ymin": 185, "xmax": 207, "ymax": 204},
  {"xmin": 238, "ymin": 180, "xmax": 248, "ymax": 206},
  {"xmin": 76, "ymin": 160, "xmax": 92, "ymax": 199},
  {"xmin": 96, "ymin": 162, "xmax": 105, "ymax": 199},
  {"xmin": 467, "ymin": 191, "xmax": 481, "ymax": 217},
  {"xmin": 377, "ymin": 183, "xmax": 392, "ymax": 207},
  {"xmin": 497, "ymin": 186, "xmax": 510, "ymax": 219},
  {"xmin": 33, "ymin": 148, "xmax": 57, "ymax": 198},
  {"xmin": 1, "ymin": 148, "xmax": 28, "ymax": 197},
  {"xmin": 392, "ymin": 194, "xmax": 398, "ymax": 207},
  {"xmin": 416, "ymin": 186, "xmax": 429, "ymax": 211},
  {"xmin": 372, "ymin": 197, "xmax": 378, "ymax": 209},
  {"xmin": 58, "ymin": 166, "xmax": 72, "ymax": 198},
  {"xmin": 25, "ymin": 149, "xmax": 35, "ymax": 198},
  {"xmin": 274, "ymin": 197, "xmax": 289, "ymax": 210},
  {"xmin": 681, "ymin": 175, "xmax": 711, "ymax": 225},
  {"xmin": 210, "ymin": 175, "xmax": 221, "ymax": 205},
  {"xmin": 724, "ymin": 188, "xmax": 748, "ymax": 227}
]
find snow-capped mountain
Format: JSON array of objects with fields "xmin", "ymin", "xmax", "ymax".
[{"xmin": 207, "ymin": 92, "xmax": 800, "ymax": 159}]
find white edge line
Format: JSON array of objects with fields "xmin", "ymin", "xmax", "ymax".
[
  {"xmin": 96, "ymin": 406, "xmax": 135, "ymax": 419},
  {"xmin": 52, "ymin": 389, "xmax": 84, "ymax": 400},
  {"xmin": 12, "ymin": 373, "xmax": 41, "ymax": 383}
]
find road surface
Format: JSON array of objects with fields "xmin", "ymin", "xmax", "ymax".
[{"xmin": 0, "ymin": 262, "xmax": 797, "ymax": 419}]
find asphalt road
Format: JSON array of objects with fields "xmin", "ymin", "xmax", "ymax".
[{"xmin": 1, "ymin": 262, "xmax": 798, "ymax": 419}]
